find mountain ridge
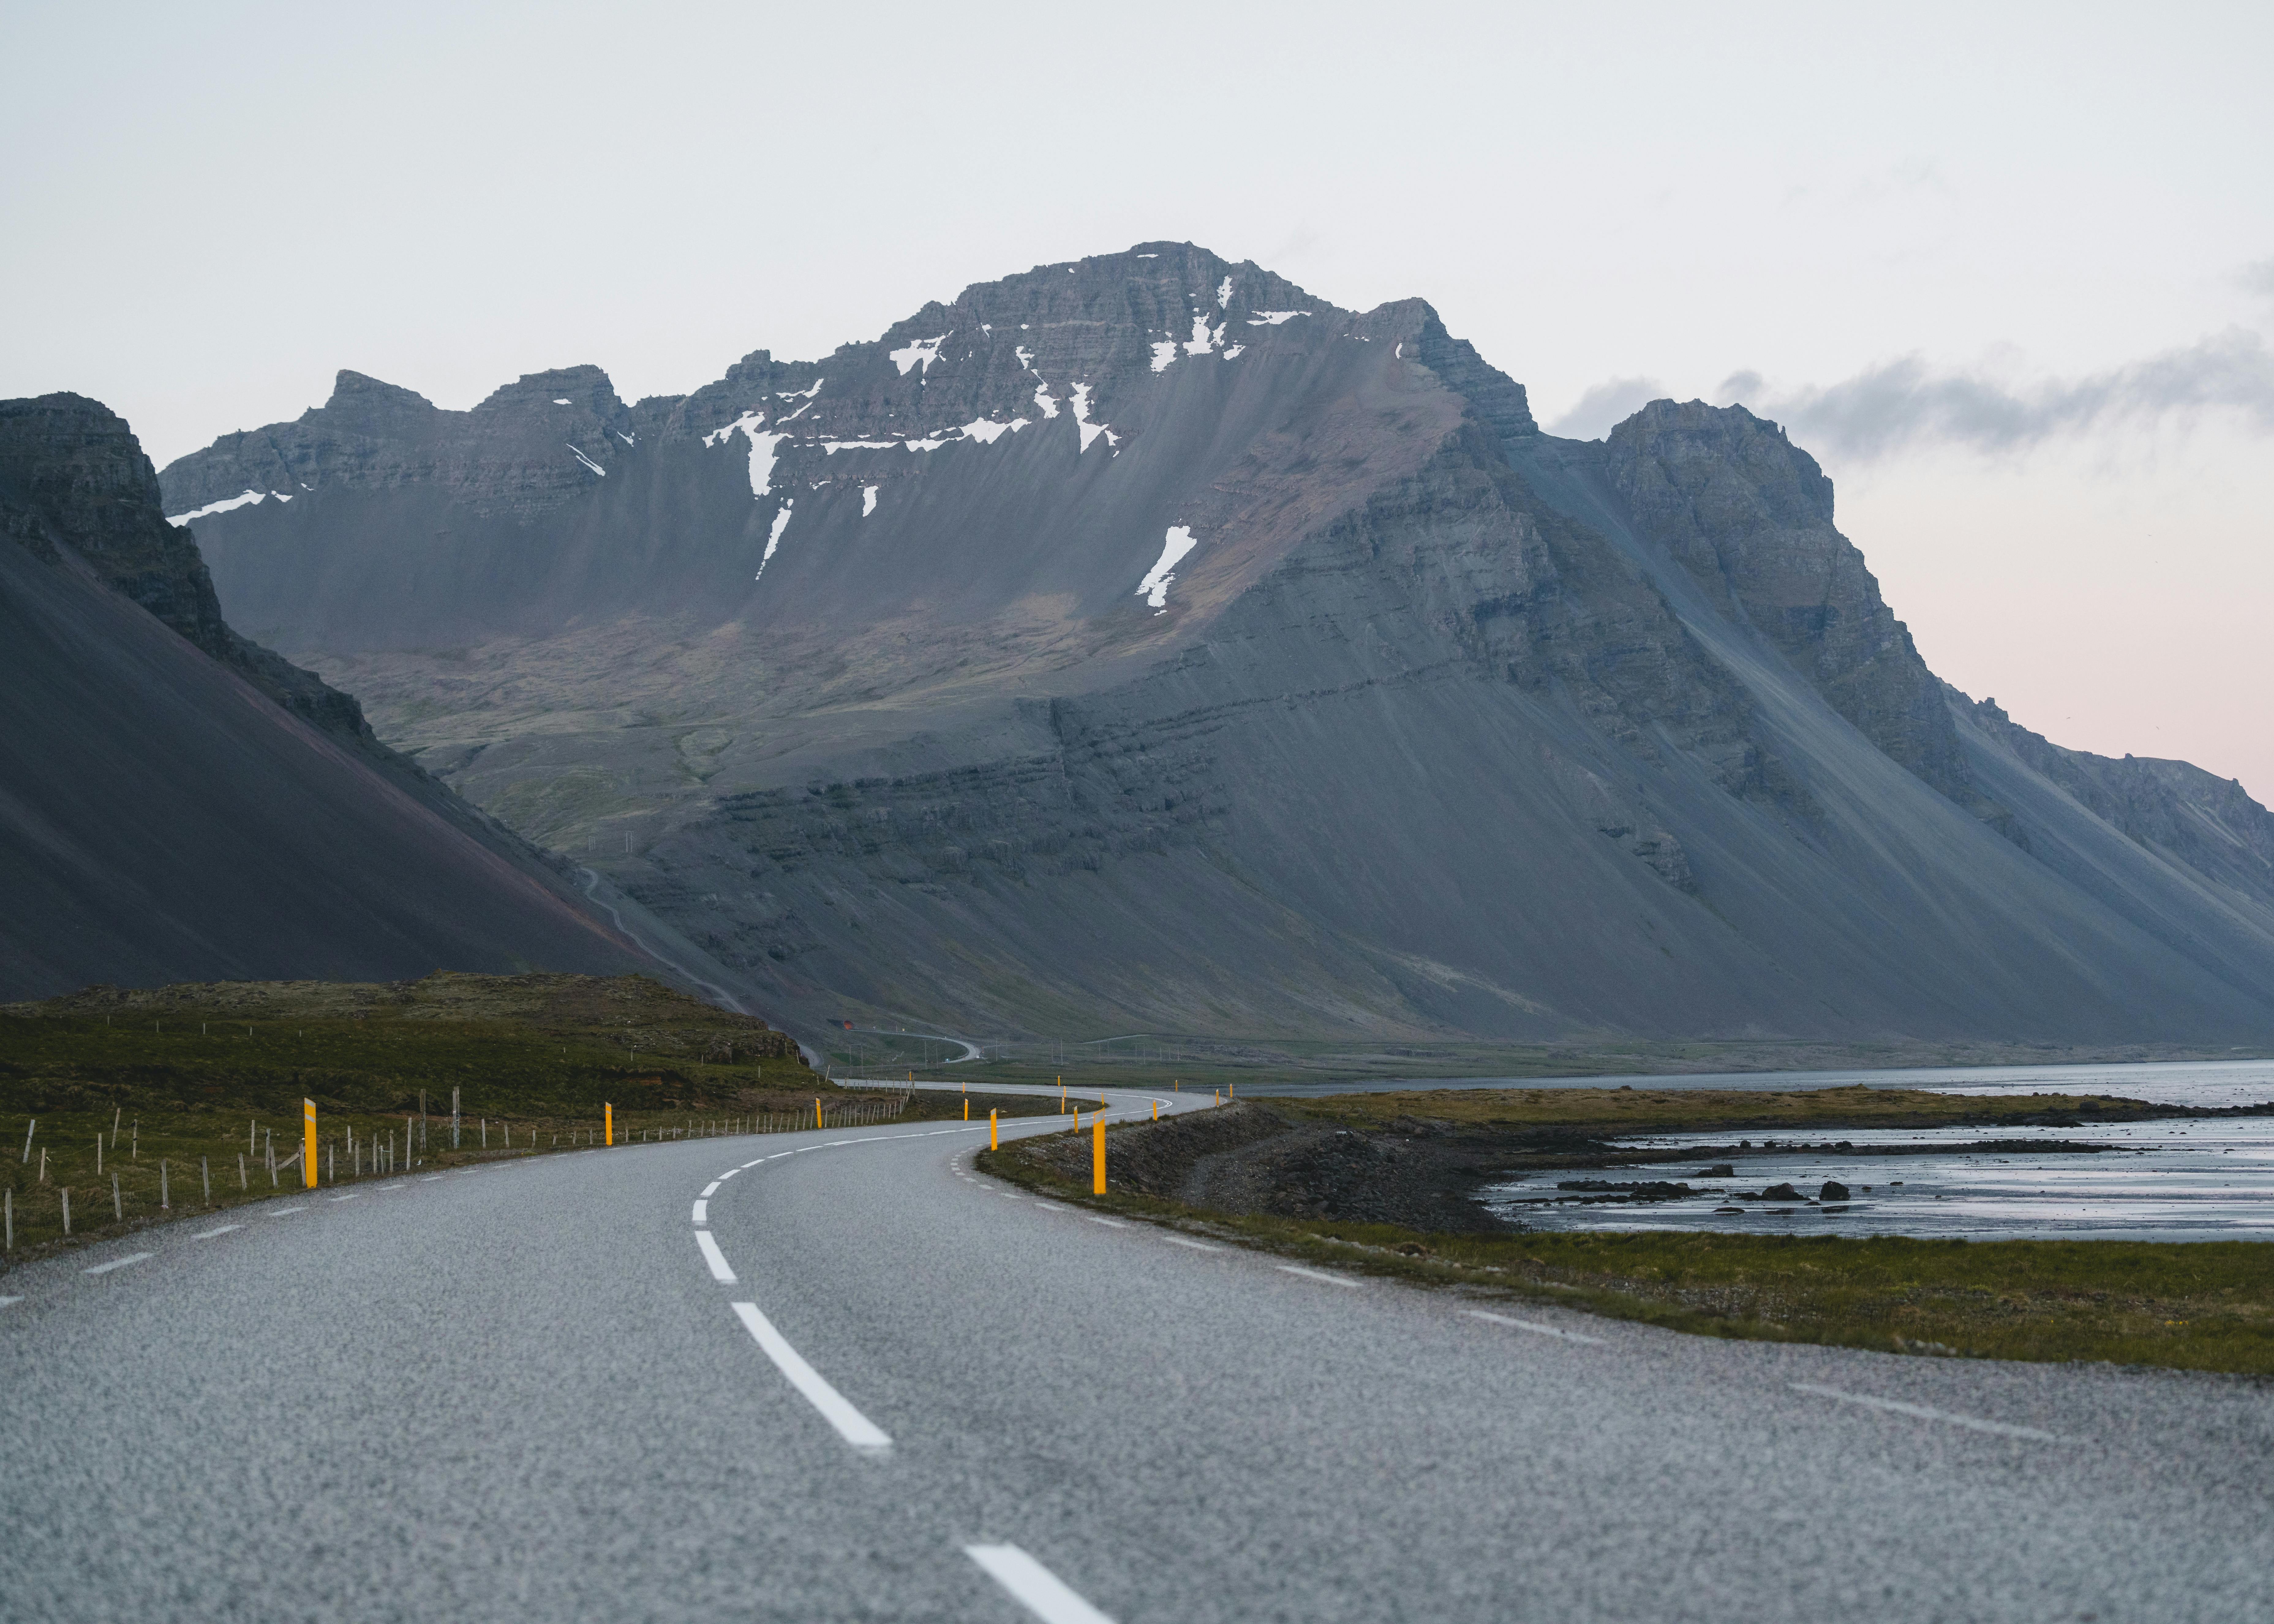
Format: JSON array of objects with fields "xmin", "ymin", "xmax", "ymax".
[
  {"xmin": 153, "ymin": 242, "xmax": 2274, "ymax": 1046},
  {"xmin": 0, "ymin": 393, "xmax": 658, "ymax": 1001}
]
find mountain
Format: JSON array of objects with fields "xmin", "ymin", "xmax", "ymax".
[
  {"xmin": 0, "ymin": 393, "xmax": 655, "ymax": 1000},
  {"xmin": 157, "ymin": 243, "xmax": 2274, "ymax": 1045}
]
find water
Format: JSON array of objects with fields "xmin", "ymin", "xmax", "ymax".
[
  {"xmin": 1478, "ymin": 1117, "xmax": 2274, "ymax": 1242},
  {"xmin": 1250, "ymin": 1056, "xmax": 2274, "ymax": 1111},
  {"xmin": 1239, "ymin": 1058, "xmax": 2274, "ymax": 1240}
]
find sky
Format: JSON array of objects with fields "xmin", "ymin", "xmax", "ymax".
[{"xmin": 5, "ymin": 0, "xmax": 2270, "ymax": 793}]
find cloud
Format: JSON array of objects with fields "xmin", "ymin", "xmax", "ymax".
[
  {"xmin": 2240, "ymin": 259, "xmax": 2274, "ymax": 299},
  {"xmin": 1711, "ymin": 327, "xmax": 2274, "ymax": 462},
  {"xmin": 1545, "ymin": 375, "xmax": 1666, "ymax": 440}
]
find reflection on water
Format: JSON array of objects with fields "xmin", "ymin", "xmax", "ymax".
[{"xmin": 1480, "ymin": 1118, "xmax": 2274, "ymax": 1242}]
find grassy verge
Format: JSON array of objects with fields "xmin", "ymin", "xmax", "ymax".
[
  {"xmin": 0, "ymin": 973, "xmax": 1103, "ymax": 1266},
  {"xmin": 979, "ymin": 1125, "xmax": 2274, "ymax": 1377},
  {"xmin": 0, "ymin": 971, "xmax": 824, "ymax": 1265}
]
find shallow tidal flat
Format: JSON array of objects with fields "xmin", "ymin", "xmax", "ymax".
[
  {"xmin": 1487, "ymin": 1117, "xmax": 2274, "ymax": 1242},
  {"xmin": 1283, "ymin": 1066, "xmax": 2274, "ymax": 1242}
]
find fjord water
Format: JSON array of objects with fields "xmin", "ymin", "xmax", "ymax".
[{"xmin": 1264, "ymin": 1060, "xmax": 2274, "ymax": 1240}]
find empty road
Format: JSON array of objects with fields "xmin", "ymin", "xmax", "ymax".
[{"xmin": 3, "ymin": 1084, "xmax": 2268, "ymax": 1622}]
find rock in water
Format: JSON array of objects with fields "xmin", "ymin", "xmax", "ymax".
[
  {"xmin": 1819, "ymin": 1180, "xmax": 1852, "ymax": 1202},
  {"xmin": 1760, "ymin": 1183, "xmax": 1805, "ymax": 1203},
  {"xmin": 151, "ymin": 242, "xmax": 2274, "ymax": 1051}
]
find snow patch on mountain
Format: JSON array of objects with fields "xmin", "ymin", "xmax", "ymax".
[
  {"xmin": 568, "ymin": 445, "xmax": 606, "ymax": 477},
  {"xmin": 704, "ymin": 412, "xmax": 788, "ymax": 496},
  {"xmin": 755, "ymin": 500, "xmax": 793, "ymax": 581},
  {"xmin": 1033, "ymin": 381, "xmax": 1060, "ymax": 418},
  {"xmin": 1070, "ymin": 383, "xmax": 1117, "ymax": 453},
  {"xmin": 167, "ymin": 488, "xmax": 291, "ymax": 526},
  {"xmin": 1137, "ymin": 525, "xmax": 1198, "ymax": 611},
  {"xmin": 1248, "ymin": 311, "xmax": 1308, "ymax": 325},
  {"xmin": 958, "ymin": 417, "xmax": 1030, "ymax": 445},
  {"xmin": 890, "ymin": 334, "xmax": 950, "ymax": 375},
  {"xmin": 861, "ymin": 484, "xmax": 878, "ymax": 517},
  {"xmin": 1217, "ymin": 276, "xmax": 1234, "ymax": 309}
]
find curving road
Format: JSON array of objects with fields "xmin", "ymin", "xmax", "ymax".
[{"xmin": 3, "ymin": 1084, "xmax": 2270, "ymax": 1622}]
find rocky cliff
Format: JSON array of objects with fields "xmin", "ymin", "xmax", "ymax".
[
  {"xmin": 0, "ymin": 395, "xmax": 653, "ymax": 1000},
  {"xmin": 155, "ymin": 243, "xmax": 2274, "ymax": 1045}
]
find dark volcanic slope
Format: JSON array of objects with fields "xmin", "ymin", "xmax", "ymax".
[
  {"xmin": 0, "ymin": 395, "xmax": 649, "ymax": 1000},
  {"xmin": 159, "ymin": 244, "xmax": 2274, "ymax": 1045}
]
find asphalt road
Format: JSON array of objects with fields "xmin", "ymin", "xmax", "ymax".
[{"xmin": 3, "ymin": 1083, "xmax": 2270, "ymax": 1622}]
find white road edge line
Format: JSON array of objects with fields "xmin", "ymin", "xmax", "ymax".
[
  {"xmin": 1469, "ymin": 1309, "xmax": 1605, "ymax": 1344},
  {"xmin": 694, "ymin": 1229, "xmax": 737, "ymax": 1282},
  {"xmin": 965, "ymin": 1543, "xmax": 1116, "ymax": 1624},
  {"xmin": 1159, "ymin": 1235, "xmax": 1220, "ymax": 1251},
  {"xmin": 84, "ymin": 1252, "xmax": 152, "ymax": 1275},
  {"xmin": 731, "ymin": 1301, "xmax": 892, "ymax": 1455},
  {"xmin": 1791, "ymin": 1381, "xmax": 2069, "ymax": 1442},
  {"xmin": 1278, "ymin": 1264, "xmax": 1360, "ymax": 1288},
  {"xmin": 190, "ymin": 1224, "xmax": 241, "ymax": 1240},
  {"xmin": 1084, "ymin": 1215, "xmax": 1126, "ymax": 1228}
]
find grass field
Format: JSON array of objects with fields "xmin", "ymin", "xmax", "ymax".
[{"xmin": 0, "ymin": 971, "xmax": 1037, "ymax": 1263}]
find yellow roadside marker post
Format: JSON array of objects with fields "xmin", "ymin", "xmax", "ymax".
[
  {"xmin": 964, "ymin": 1098, "xmax": 969, "ymax": 1121},
  {"xmin": 989, "ymin": 1109, "xmax": 998, "ymax": 1150},
  {"xmin": 1058, "ymin": 1076, "xmax": 1064, "ymax": 1113},
  {"xmin": 604, "ymin": 1103, "xmax": 613, "ymax": 1146},
  {"xmin": 1153, "ymin": 1100, "xmax": 1158, "ymax": 1121},
  {"xmin": 1092, "ymin": 1116, "xmax": 1106, "ymax": 1195},
  {"xmin": 815, "ymin": 1098, "xmax": 823, "ymax": 1130},
  {"xmin": 302, "ymin": 1099, "xmax": 318, "ymax": 1190}
]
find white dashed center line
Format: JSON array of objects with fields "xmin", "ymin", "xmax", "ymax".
[
  {"xmin": 0, "ymin": 1295, "xmax": 21, "ymax": 1308},
  {"xmin": 1083, "ymin": 1215, "xmax": 1126, "ymax": 1228},
  {"xmin": 84, "ymin": 1252, "xmax": 152, "ymax": 1276},
  {"xmin": 1277, "ymin": 1264, "xmax": 1360, "ymax": 1288},
  {"xmin": 691, "ymin": 1199, "xmax": 709, "ymax": 1224},
  {"xmin": 731, "ymin": 1301, "xmax": 891, "ymax": 1455},
  {"xmin": 965, "ymin": 1543, "xmax": 1116, "ymax": 1624},
  {"xmin": 267, "ymin": 1206, "xmax": 306, "ymax": 1217},
  {"xmin": 1469, "ymin": 1309, "xmax": 1604, "ymax": 1344},
  {"xmin": 330, "ymin": 1193, "xmax": 362, "ymax": 1202},
  {"xmin": 1792, "ymin": 1382, "xmax": 2069, "ymax": 1442},
  {"xmin": 1159, "ymin": 1235, "xmax": 1220, "ymax": 1251},
  {"xmin": 694, "ymin": 1230, "xmax": 737, "ymax": 1282},
  {"xmin": 190, "ymin": 1224, "xmax": 241, "ymax": 1240}
]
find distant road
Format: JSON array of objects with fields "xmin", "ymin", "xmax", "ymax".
[
  {"xmin": 3, "ymin": 1083, "xmax": 2268, "ymax": 1621},
  {"xmin": 839, "ymin": 1027, "xmax": 985, "ymax": 1063}
]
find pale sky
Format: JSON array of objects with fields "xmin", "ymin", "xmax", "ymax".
[{"xmin": 6, "ymin": 0, "xmax": 2269, "ymax": 794}]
